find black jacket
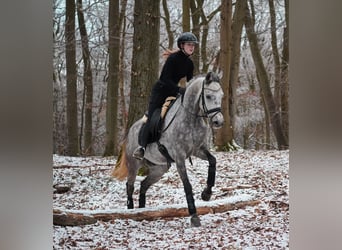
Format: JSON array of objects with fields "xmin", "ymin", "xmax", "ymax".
[
  {"xmin": 141, "ymin": 50, "xmax": 194, "ymax": 147},
  {"xmin": 157, "ymin": 50, "xmax": 194, "ymax": 96}
]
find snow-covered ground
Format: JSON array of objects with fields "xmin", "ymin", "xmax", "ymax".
[{"xmin": 53, "ymin": 150, "xmax": 289, "ymax": 249}]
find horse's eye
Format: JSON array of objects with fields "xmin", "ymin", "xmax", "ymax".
[{"xmin": 206, "ymin": 95, "xmax": 212, "ymax": 100}]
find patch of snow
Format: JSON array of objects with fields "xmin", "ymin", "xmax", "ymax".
[{"xmin": 53, "ymin": 150, "xmax": 289, "ymax": 249}]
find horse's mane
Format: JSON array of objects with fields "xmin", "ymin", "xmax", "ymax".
[{"xmin": 186, "ymin": 74, "xmax": 205, "ymax": 88}]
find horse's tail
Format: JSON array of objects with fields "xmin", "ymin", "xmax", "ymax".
[{"xmin": 111, "ymin": 141, "xmax": 128, "ymax": 181}]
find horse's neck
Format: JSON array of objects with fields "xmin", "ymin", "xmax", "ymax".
[
  {"xmin": 181, "ymin": 82, "xmax": 210, "ymax": 139},
  {"xmin": 183, "ymin": 82, "xmax": 202, "ymax": 113}
]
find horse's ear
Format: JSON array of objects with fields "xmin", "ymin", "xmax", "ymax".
[{"xmin": 205, "ymin": 72, "xmax": 220, "ymax": 85}]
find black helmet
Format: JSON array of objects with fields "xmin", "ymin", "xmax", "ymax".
[{"xmin": 177, "ymin": 32, "xmax": 199, "ymax": 49}]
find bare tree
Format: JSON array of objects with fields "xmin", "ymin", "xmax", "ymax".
[
  {"xmin": 280, "ymin": 0, "xmax": 289, "ymax": 143},
  {"xmin": 189, "ymin": 0, "xmax": 221, "ymax": 75},
  {"xmin": 103, "ymin": 0, "xmax": 120, "ymax": 156},
  {"xmin": 53, "ymin": 0, "xmax": 288, "ymax": 153},
  {"xmin": 215, "ymin": 0, "xmax": 234, "ymax": 151},
  {"xmin": 182, "ymin": 0, "xmax": 191, "ymax": 32},
  {"xmin": 65, "ymin": 0, "xmax": 79, "ymax": 156},
  {"xmin": 198, "ymin": 4, "xmax": 221, "ymax": 73},
  {"xmin": 127, "ymin": 0, "xmax": 160, "ymax": 129},
  {"xmin": 189, "ymin": 0, "xmax": 201, "ymax": 75},
  {"xmin": 162, "ymin": 0, "xmax": 174, "ymax": 49},
  {"xmin": 118, "ymin": 0, "xmax": 128, "ymax": 136},
  {"xmin": 268, "ymin": 0, "xmax": 281, "ymax": 112},
  {"xmin": 244, "ymin": 1, "xmax": 288, "ymax": 149},
  {"xmin": 229, "ymin": 0, "xmax": 247, "ymax": 144},
  {"xmin": 77, "ymin": 0, "xmax": 93, "ymax": 155}
]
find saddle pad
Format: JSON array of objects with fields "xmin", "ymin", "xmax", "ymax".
[
  {"xmin": 140, "ymin": 96, "xmax": 176, "ymax": 123},
  {"xmin": 161, "ymin": 96, "xmax": 176, "ymax": 119},
  {"xmin": 142, "ymin": 114, "xmax": 148, "ymax": 123}
]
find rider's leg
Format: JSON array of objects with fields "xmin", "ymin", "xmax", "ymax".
[
  {"xmin": 133, "ymin": 84, "xmax": 166, "ymax": 160},
  {"xmin": 133, "ymin": 121, "xmax": 149, "ymax": 160}
]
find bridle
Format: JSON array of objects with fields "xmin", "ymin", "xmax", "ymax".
[
  {"xmin": 199, "ymin": 80, "xmax": 223, "ymax": 123},
  {"xmin": 181, "ymin": 79, "xmax": 223, "ymax": 127}
]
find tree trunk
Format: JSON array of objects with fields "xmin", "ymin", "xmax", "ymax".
[
  {"xmin": 280, "ymin": 0, "xmax": 289, "ymax": 145},
  {"xmin": 268, "ymin": 0, "xmax": 281, "ymax": 112},
  {"xmin": 162, "ymin": 0, "xmax": 174, "ymax": 49},
  {"xmin": 260, "ymin": 90, "xmax": 271, "ymax": 149},
  {"xmin": 190, "ymin": 0, "xmax": 201, "ymax": 75},
  {"xmin": 198, "ymin": 4, "xmax": 221, "ymax": 74},
  {"xmin": 104, "ymin": 0, "xmax": 120, "ymax": 156},
  {"xmin": 212, "ymin": 50, "xmax": 220, "ymax": 73},
  {"xmin": 117, "ymin": 0, "xmax": 128, "ymax": 144},
  {"xmin": 53, "ymin": 197, "xmax": 260, "ymax": 226},
  {"xmin": 65, "ymin": 0, "xmax": 79, "ymax": 156},
  {"xmin": 127, "ymin": 0, "xmax": 160, "ymax": 129},
  {"xmin": 118, "ymin": 0, "xmax": 128, "ymax": 143},
  {"xmin": 182, "ymin": 0, "xmax": 191, "ymax": 32},
  {"xmin": 215, "ymin": 0, "xmax": 234, "ymax": 151},
  {"xmin": 229, "ymin": 0, "xmax": 247, "ymax": 142},
  {"xmin": 77, "ymin": 0, "xmax": 93, "ymax": 155},
  {"xmin": 244, "ymin": 2, "xmax": 288, "ymax": 149},
  {"xmin": 200, "ymin": 17, "xmax": 209, "ymax": 74}
]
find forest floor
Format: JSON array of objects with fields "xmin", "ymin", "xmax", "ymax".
[{"xmin": 53, "ymin": 150, "xmax": 289, "ymax": 249}]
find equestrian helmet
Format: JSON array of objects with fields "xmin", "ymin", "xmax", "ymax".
[{"xmin": 177, "ymin": 32, "xmax": 199, "ymax": 49}]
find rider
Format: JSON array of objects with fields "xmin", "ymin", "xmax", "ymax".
[{"xmin": 133, "ymin": 32, "xmax": 199, "ymax": 160}]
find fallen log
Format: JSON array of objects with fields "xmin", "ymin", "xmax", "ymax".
[
  {"xmin": 221, "ymin": 184, "xmax": 259, "ymax": 192},
  {"xmin": 53, "ymin": 195, "xmax": 260, "ymax": 226},
  {"xmin": 53, "ymin": 164, "xmax": 113, "ymax": 169}
]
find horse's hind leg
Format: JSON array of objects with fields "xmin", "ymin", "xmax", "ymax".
[
  {"xmin": 126, "ymin": 181, "xmax": 134, "ymax": 209},
  {"xmin": 126, "ymin": 160, "xmax": 138, "ymax": 209},
  {"xmin": 139, "ymin": 164, "xmax": 169, "ymax": 208}
]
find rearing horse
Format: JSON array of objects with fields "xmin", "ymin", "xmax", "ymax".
[{"xmin": 112, "ymin": 72, "xmax": 224, "ymax": 227}]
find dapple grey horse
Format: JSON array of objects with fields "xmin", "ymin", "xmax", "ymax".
[{"xmin": 112, "ymin": 72, "xmax": 224, "ymax": 227}]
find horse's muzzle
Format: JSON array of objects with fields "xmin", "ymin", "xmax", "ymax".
[{"xmin": 210, "ymin": 112, "xmax": 224, "ymax": 129}]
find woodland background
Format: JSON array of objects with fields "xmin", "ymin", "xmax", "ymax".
[{"xmin": 53, "ymin": 0, "xmax": 289, "ymax": 156}]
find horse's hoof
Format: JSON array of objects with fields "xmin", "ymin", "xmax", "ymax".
[
  {"xmin": 190, "ymin": 214, "xmax": 201, "ymax": 227},
  {"xmin": 201, "ymin": 188, "xmax": 212, "ymax": 201}
]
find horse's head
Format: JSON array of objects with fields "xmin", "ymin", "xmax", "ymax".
[{"xmin": 200, "ymin": 72, "xmax": 224, "ymax": 129}]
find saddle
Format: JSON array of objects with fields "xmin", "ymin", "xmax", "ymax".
[
  {"xmin": 138, "ymin": 96, "xmax": 177, "ymax": 145},
  {"xmin": 138, "ymin": 94, "xmax": 191, "ymax": 166}
]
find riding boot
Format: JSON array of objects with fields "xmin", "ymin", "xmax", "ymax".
[
  {"xmin": 133, "ymin": 146, "xmax": 145, "ymax": 160},
  {"xmin": 133, "ymin": 122, "xmax": 149, "ymax": 160}
]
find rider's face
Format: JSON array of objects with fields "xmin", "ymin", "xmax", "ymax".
[{"xmin": 182, "ymin": 42, "xmax": 196, "ymax": 55}]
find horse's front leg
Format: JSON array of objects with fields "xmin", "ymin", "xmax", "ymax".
[
  {"xmin": 201, "ymin": 149, "xmax": 216, "ymax": 201},
  {"xmin": 176, "ymin": 160, "xmax": 201, "ymax": 227}
]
